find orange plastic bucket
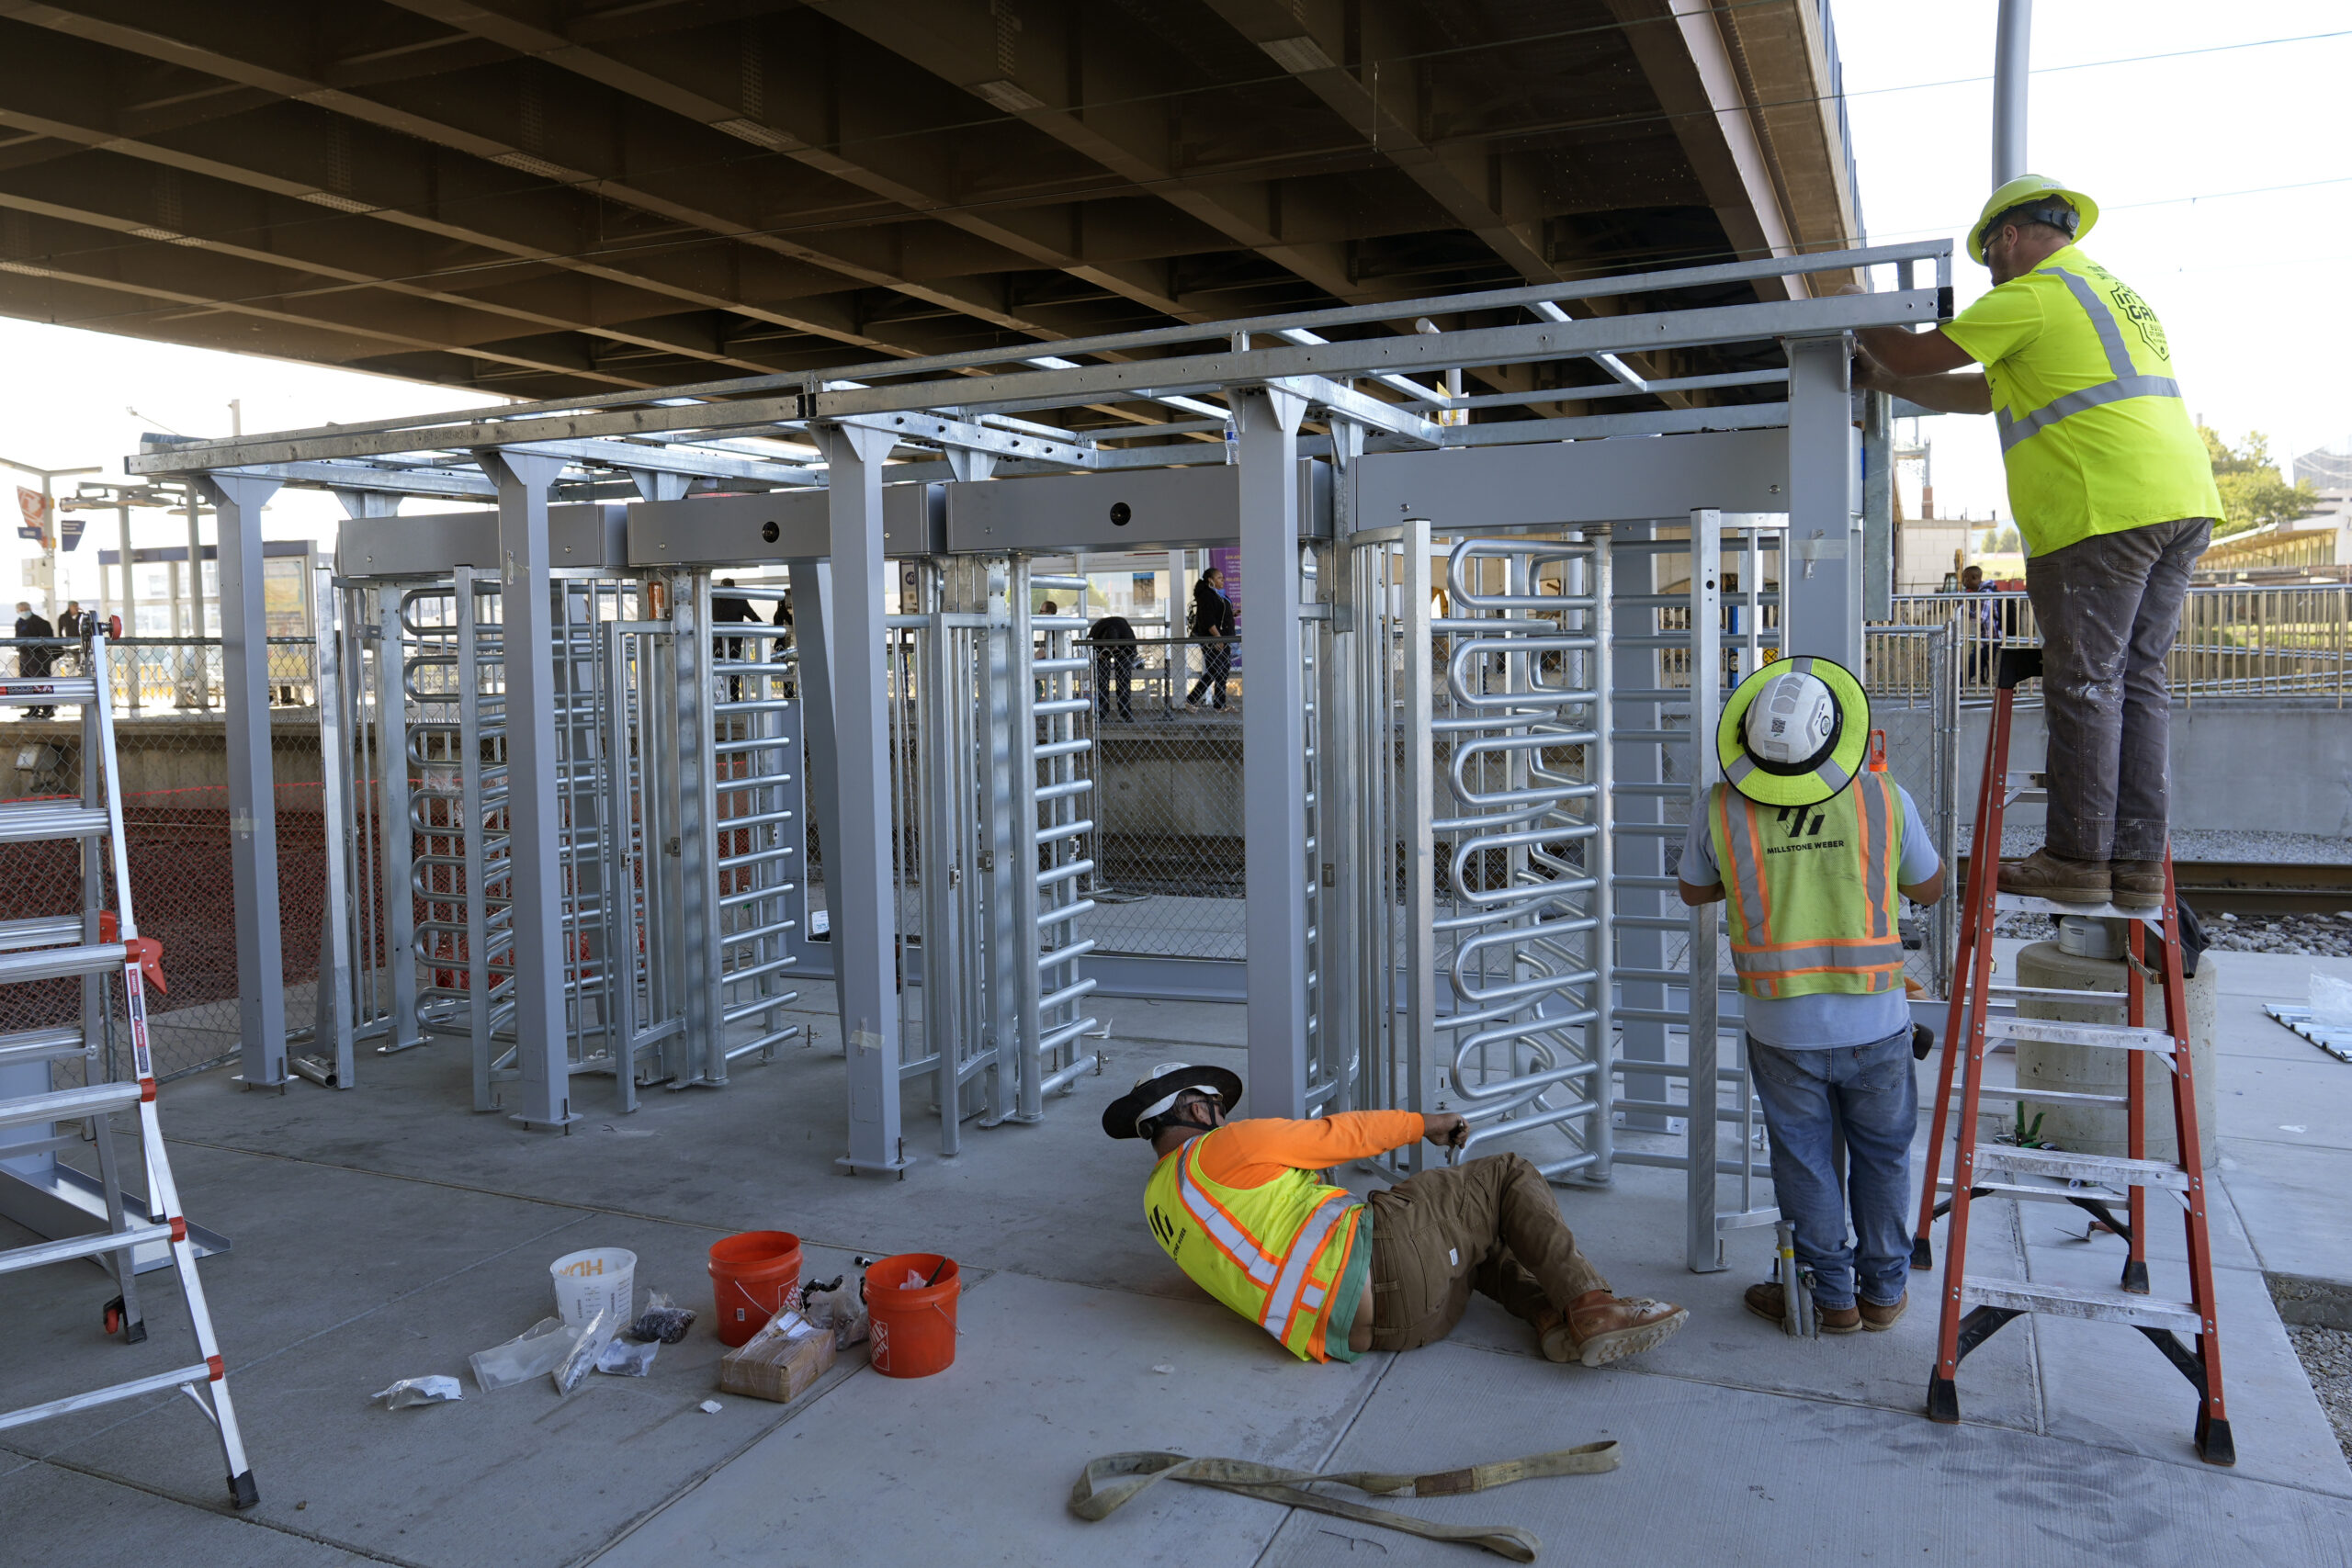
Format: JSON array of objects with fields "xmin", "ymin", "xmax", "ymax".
[
  {"xmin": 865, "ymin": 1252, "xmax": 959, "ymax": 1378},
  {"xmin": 707, "ymin": 1230, "xmax": 803, "ymax": 1348}
]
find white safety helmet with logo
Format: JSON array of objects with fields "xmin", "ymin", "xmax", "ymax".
[{"xmin": 1715, "ymin": 656, "xmax": 1871, "ymax": 808}]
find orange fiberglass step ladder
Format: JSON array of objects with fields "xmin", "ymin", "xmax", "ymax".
[
  {"xmin": 1913, "ymin": 645, "xmax": 2231, "ymax": 1465},
  {"xmin": 0, "ymin": 631, "xmax": 259, "ymax": 1506}
]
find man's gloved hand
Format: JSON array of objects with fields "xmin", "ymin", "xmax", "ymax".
[{"xmin": 1423, "ymin": 1112, "xmax": 1468, "ymax": 1153}]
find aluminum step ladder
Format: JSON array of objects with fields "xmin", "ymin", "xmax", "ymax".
[
  {"xmin": 1915, "ymin": 644, "xmax": 2230, "ymax": 1465},
  {"xmin": 0, "ymin": 633, "xmax": 260, "ymax": 1507}
]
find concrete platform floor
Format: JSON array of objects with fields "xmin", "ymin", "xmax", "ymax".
[{"xmin": 6, "ymin": 957, "xmax": 2352, "ymax": 1566}]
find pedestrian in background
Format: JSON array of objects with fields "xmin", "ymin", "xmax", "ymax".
[
  {"xmin": 1184, "ymin": 567, "xmax": 1234, "ymax": 711},
  {"xmin": 14, "ymin": 600, "xmax": 56, "ymax": 718},
  {"xmin": 1089, "ymin": 611, "xmax": 1136, "ymax": 721}
]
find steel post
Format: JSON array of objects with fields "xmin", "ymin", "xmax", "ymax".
[
  {"xmin": 1784, "ymin": 336, "xmax": 1861, "ymax": 668},
  {"xmin": 814, "ymin": 422, "xmax": 910, "ymax": 1174},
  {"xmin": 373, "ymin": 586, "xmax": 420, "ymax": 1047},
  {"xmin": 1862, "ymin": 389, "xmax": 1894, "ymax": 619},
  {"xmin": 1686, "ymin": 512, "xmax": 1724, "ymax": 1272},
  {"xmin": 200, "ymin": 473, "xmax": 286, "ymax": 1087},
  {"xmin": 783, "ymin": 558, "xmax": 838, "ymax": 984},
  {"xmin": 1992, "ymin": 0, "xmax": 2032, "ymax": 185},
  {"xmin": 1236, "ymin": 383, "xmax": 1310, "ymax": 1119},
  {"xmin": 476, "ymin": 450, "xmax": 576, "ymax": 1131}
]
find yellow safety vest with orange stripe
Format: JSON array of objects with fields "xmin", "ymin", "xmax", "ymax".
[
  {"xmin": 1143, "ymin": 1131, "xmax": 1361, "ymax": 1362},
  {"xmin": 1705, "ymin": 773, "xmax": 1906, "ymax": 999}
]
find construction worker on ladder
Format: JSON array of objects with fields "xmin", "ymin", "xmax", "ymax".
[
  {"xmin": 1853, "ymin": 175, "xmax": 2222, "ymax": 909},
  {"xmin": 1679, "ymin": 660, "xmax": 1945, "ymax": 1333},
  {"xmin": 1104, "ymin": 1065, "xmax": 1687, "ymax": 1367}
]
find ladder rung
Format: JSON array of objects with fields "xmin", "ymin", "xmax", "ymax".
[
  {"xmin": 1981, "ymin": 1017, "xmax": 2176, "ymax": 1054},
  {"xmin": 1984, "ymin": 984, "xmax": 2127, "ymax": 1007},
  {"xmin": 0, "ymin": 1219, "xmax": 175, "ymax": 1276},
  {"xmin": 0, "ymin": 942, "xmax": 130, "ymax": 988},
  {"xmin": 0, "ymin": 674, "xmax": 98, "ymax": 704},
  {"xmin": 0, "ymin": 1024, "xmax": 88, "ymax": 1069},
  {"xmin": 0, "ymin": 1078, "xmax": 141, "ymax": 1131},
  {"xmin": 0, "ymin": 1361, "xmax": 219, "ymax": 1434},
  {"xmin": 0, "ymin": 801, "xmax": 109, "ymax": 844},
  {"xmin": 1970, "ymin": 1145, "xmax": 2189, "ymax": 1190},
  {"xmin": 1993, "ymin": 892, "xmax": 2160, "ymax": 924},
  {"xmin": 1962, "ymin": 1276, "xmax": 2204, "ymax": 1334},
  {"xmin": 0, "ymin": 915, "xmax": 89, "ymax": 953},
  {"xmin": 1938, "ymin": 1176, "xmax": 2128, "ymax": 1204},
  {"xmin": 1965, "ymin": 1084, "xmax": 2132, "ymax": 1108}
]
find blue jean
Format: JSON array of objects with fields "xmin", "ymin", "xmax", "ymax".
[{"xmin": 1747, "ymin": 1028, "xmax": 1917, "ymax": 1311}]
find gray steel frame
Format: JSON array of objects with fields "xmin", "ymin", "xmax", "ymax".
[{"xmin": 139, "ymin": 242, "xmax": 1945, "ymax": 1263}]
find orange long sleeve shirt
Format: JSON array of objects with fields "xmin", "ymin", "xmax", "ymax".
[{"xmin": 1189, "ymin": 1110, "xmax": 1426, "ymax": 1189}]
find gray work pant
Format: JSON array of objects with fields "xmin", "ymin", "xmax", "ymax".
[{"xmin": 2023, "ymin": 516, "xmax": 2211, "ymax": 862}]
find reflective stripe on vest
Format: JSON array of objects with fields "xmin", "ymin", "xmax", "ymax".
[
  {"xmin": 1172, "ymin": 1143, "xmax": 1279, "ymax": 1287},
  {"xmin": 1712, "ymin": 775, "xmax": 1905, "ymax": 999},
  {"xmin": 1994, "ymin": 267, "xmax": 2184, "ymax": 454},
  {"xmin": 1259, "ymin": 1193, "xmax": 1349, "ymax": 1341}
]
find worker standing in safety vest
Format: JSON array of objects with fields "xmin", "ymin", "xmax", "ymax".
[
  {"xmin": 1103, "ymin": 1064, "xmax": 1687, "ymax": 1366},
  {"xmin": 1854, "ymin": 175, "xmax": 2222, "ymax": 909},
  {"xmin": 1679, "ymin": 660, "xmax": 1945, "ymax": 1332}
]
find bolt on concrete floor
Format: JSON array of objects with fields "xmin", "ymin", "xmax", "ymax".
[{"xmin": 4, "ymin": 962, "xmax": 2350, "ymax": 1566}]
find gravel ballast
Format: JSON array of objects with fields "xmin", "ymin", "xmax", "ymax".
[{"xmin": 2290, "ymin": 1325, "xmax": 2352, "ymax": 1466}]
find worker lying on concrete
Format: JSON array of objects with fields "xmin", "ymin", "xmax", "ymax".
[
  {"xmin": 1105, "ymin": 1064, "xmax": 1687, "ymax": 1366},
  {"xmin": 1678, "ymin": 660, "xmax": 1945, "ymax": 1333},
  {"xmin": 1855, "ymin": 175, "xmax": 2220, "ymax": 910}
]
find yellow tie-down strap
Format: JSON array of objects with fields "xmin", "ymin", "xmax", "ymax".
[{"xmin": 1069, "ymin": 1441, "xmax": 1622, "ymax": 1562}]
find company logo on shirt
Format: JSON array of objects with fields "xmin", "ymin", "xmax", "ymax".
[{"xmin": 1767, "ymin": 804, "xmax": 1845, "ymax": 854}]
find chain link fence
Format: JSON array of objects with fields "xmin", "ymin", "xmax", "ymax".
[{"xmin": 3, "ymin": 637, "xmax": 330, "ymax": 1089}]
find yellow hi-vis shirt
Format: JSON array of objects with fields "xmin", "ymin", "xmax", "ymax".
[{"xmin": 1940, "ymin": 244, "xmax": 2222, "ymax": 557}]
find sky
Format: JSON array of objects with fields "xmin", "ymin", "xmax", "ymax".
[
  {"xmin": 3, "ymin": 0, "xmax": 2347, "ymax": 604},
  {"xmin": 1836, "ymin": 0, "xmax": 2352, "ymax": 521}
]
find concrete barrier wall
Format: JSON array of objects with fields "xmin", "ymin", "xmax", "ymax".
[{"xmin": 1883, "ymin": 698, "xmax": 2352, "ymax": 840}]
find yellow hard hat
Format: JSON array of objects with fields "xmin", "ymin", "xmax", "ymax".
[{"xmin": 1968, "ymin": 175, "xmax": 2098, "ymax": 265}]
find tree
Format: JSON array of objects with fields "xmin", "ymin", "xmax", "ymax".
[{"xmin": 2200, "ymin": 425, "xmax": 2318, "ymax": 538}]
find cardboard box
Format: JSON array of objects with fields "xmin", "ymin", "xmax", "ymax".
[{"xmin": 717, "ymin": 1310, "xmax": 836, "ymax": 1404}]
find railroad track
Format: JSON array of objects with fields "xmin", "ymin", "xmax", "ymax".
[{"xmin": 1954, "ymin": 859, "xmax": 2352, "ymax": 917}]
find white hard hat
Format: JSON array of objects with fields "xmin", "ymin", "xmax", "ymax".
[{"xmin": 1742, "ymin": 669, "xmax": 1838, "ymax": 767}]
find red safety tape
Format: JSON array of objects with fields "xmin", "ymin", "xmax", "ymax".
[
  {"xmin": 206, "ymin": 1355, "xmax": 224, "ymax": 1381},
  {"xmin": 140, "ymin": 1081, "xmax": 157, "ymax": 1102},
  {"xmin": 169, "ymin": 1217, "xmax": 186, "ymax": 1243}
]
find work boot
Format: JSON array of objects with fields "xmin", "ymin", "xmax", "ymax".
[
  {"xmin": 1540, "ymin": 1290, "xmax": 1688, "ymax": 1367},
  {"xmin": 2109, "ymin": 860, "xmax": 2165, "ymax": 912},
  {"xmin": 1997, "ymin": 848, "xmax": 2110, "ymax": 905},
  {"xmin": 1741, "ymin": 1281, "xmax": 1860, "ymax": 1334},
  {"xmin": 1859, "ymin": 1294, "xmax": 1908, "ymax": 1332}
]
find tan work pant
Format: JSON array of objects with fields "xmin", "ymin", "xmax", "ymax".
[{"xmin": 1364, "ymin": 1153, "xmax": 1609, "ymax": 1352}]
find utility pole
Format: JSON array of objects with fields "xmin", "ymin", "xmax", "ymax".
[
  {"xmin": 1991, "ymin": 0, "xmax": 2031, "ymax": 183},
  {"xmin": 0, "ymin": 457, "xmax": 104, "ymax": 609}
]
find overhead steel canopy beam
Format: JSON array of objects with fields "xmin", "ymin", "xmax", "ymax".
[
  {"xmin": 832, "ymin": 412, "xmax": 1101, "ymax": 470},
  {"xmin": 114, "ymin": 240, "xmax": 1949, "ymax": 468},
  {"xmin": 1272, "ymin": 376, "xmax": 1444, "ymax": 447}
]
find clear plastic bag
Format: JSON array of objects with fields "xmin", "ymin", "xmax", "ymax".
[
  {"xmin": 469, "ymin": 1316, "xmax": 573, "ymax": 1393},
  {"xmin": 597, "ymin": 1337, "xmax": 658, "ymax": 1377},
  {"xmin": 628, "ymin": 1288, "xmax": 697, "ymax": 1345},
  {"xmin": 552, "ymin": 1308, "xmax": 615, "ymax": 1396},
  {"xmin": 373, "ymin": 1375, "xmax": 463, "ymax": 1409},
  {"xmin": 799, "ymin": 1277, "xmax": 869, "ymax": 1350}
]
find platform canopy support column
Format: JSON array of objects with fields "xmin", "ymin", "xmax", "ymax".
[
  {"xmin": 1784, "ymin": 336, "xmax": 1861, "ymax": 667},
  {"xmin": 1236, "ymin": 382, "xmax": 1310, "ymax": 1119},
  {"xmin": 477, "ymin": 450, "xmax": 578, "ymax": 1131},
  {"xmin": 201, "ymin": 473, "xmax": 287, "ymax": 1089},
  {"xmin": 815, "ymin": 421, "xmax": 910, "ymax": 1175}
]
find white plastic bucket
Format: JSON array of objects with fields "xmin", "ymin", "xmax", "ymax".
[{"xmin": 550, "ymin": 1247, "xmax": 637, "ymax": 1329}]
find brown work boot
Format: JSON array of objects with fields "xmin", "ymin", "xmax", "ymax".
[
  {"xmin": 1742, "ymin": 1281, "xmax": 1860, "ymax": 1333},
  {"xmin": 1997, "ymin": 848, "xmax": 2110, "ymax": 905},
  {"xmin": 2109, "ymin": 860, "xmax": 2164, "ymax": 911},
  {"xmin": 1542, "ymin": 1289, "xmax": 1688, "ymax": 1367},
  {"xmin": 1859, "ymin": 1294, "xmax": 1908, "ymax": 1332}
]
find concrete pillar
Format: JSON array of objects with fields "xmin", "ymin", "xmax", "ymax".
[
  {"xmin": 199, "ymin": 473, "xmax": 286, "ymax": 1087},
  {"xmin": 2015, "ymin": 937, "xmax": 2218, "ymax": 1168},
  {"xmin": 476, "ymin": 450, "xmax": 577, "ymax": 1130},
  {"xmin": 1235, "ymin": 384, "xmax": 1309, "ymax": 1120}
]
